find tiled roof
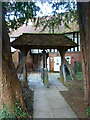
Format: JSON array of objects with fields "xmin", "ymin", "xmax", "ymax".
[{"xmin": 11, "ymin": 33, "xmax": 78, "ymax": 50}]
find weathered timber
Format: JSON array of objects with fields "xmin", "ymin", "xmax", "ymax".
[
  {"xmin": 64, "ymin": 58, "xmax": 76, "ymax": 81},
  {"xmin": 58, "ymin": 48, "xmax": 67, "ymax": 83}
]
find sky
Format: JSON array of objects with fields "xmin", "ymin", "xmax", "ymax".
[
  {"xmin": 35, "ymin": 2, "xmax": 69, "ymax": 17},
  {"xmin": 8, "ymin": 2, "xmax": 66, "ymax": 20},
  {"xmin": 36, "ymin": 2, "xmax": 53, "ymax": 17}
]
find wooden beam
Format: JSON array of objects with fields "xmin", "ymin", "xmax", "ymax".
[
  {"xmin": 16, "ymin": 56, "xmax": 24, "ymax": 73},
  {"xmin": 58, "ymin": 47, "xmax": 76, "ymax": 82},
  {"xmin": 64, "ymin": 58, "xmax": 76, "ymax": 81}
]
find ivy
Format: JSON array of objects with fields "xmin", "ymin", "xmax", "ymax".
[
  {"xmin": 86, "ymin": 106, "xmax": 90, "ymax": 116},
  {"xmin": 0, "ymin": 102, "xmax": 30, "ymax": 119}
]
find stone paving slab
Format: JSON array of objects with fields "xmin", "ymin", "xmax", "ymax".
[
  {"xmin": 34, "ymin": 110, "xmax": 54, "ymax": 118},
  {"xmin": 52, "ymin": 108, "xmax": 77, "ymax": 118},
  {"xmin": 48, "ymin": 73, "xmax": 68, "ymax": 91},
  {"xmin": 28, "ymin": 72, "xmax": 78, "ymax": 118}
]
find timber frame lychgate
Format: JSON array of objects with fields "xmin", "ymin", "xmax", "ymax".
[{"xmin": 11, "ymin": 33, "xmax": 78, "ymax": 86}]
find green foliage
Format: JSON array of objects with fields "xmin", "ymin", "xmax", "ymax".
[
  {"xmin": 0, "ymin": 102, "xmax": 29, "ymax": 119},
  {"xmin": 35, "ymin": 2, "xmax": 78, "ymax": 33},
  {"xmin": 86, "ymin": 106, "xmax": 90, "ymax": 116},
  {"xmin": 3, "ymin": 2, "xmax": 78, "ymax": 33},
  {"xmin": 67, "ymin": 72, "xmax": 83, "ymax": 81},
  {"xmin": 3, "ymin": 2, "xmax": 40, "ymax": 31},
  {"xmin": 75, "ymin": 72, "xmax": 83, "ymax": 80},
  {"xmin": 66, "ymin": 62, "xmax": 83, "ymax": 81},
  {"xmin": 66, "ymin": 75, "xmax": 72, "ymax": 80},
  {"xmin": 74, "ymin": 61, "xmax": 82, "ymax": 74}
]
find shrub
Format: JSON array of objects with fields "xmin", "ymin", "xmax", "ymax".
[
  {"xmin": 74, "ymin": 61, "xmax": 82, "ymax": 74},
  {"xmin": 0, "ymin": 102, "xmax": 30, "ymax": 119},
  {"xmin": 86, "ymin": 106, "xmax": 90, "ymax": 116}
]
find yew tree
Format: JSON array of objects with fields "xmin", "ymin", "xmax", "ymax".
[
  {"xmin": 0, "ymin": 1, "xmax": 39, "ymax": 117},
  {"xmin": 35, "ymin": 2, "xmax": 78, "ymax": 33}
]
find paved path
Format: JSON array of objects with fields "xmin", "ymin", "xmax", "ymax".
[{"xmin": 28, "ymin": 72, "xmax": 78, "ymax": 118}]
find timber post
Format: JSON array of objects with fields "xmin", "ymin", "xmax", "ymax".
[
  {"xmin": 42, "ymin": 50, "xmax": 46, "ymax": 83},
  {"xmin": 20, "ymin": 48, "xmax": 29, "ymax": 87},
  {"xmin": 58, "ymin": 48, "xmax": 66, "ymax": 83},
  {"xmin": 42, "ymin": 50, "xmax": 49, "ymax": 87},
  {"xmin": 58, "ymin": 47, "xmax": 77, "ymax": 82}
]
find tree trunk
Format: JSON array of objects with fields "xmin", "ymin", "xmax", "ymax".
[
  {"xmin": 77, "ymin": 2, "xmax": 90, "ymax": 105},
  {"xmin": 0, "ymin": 19, "xmax": 26, "ymax": 110}
]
